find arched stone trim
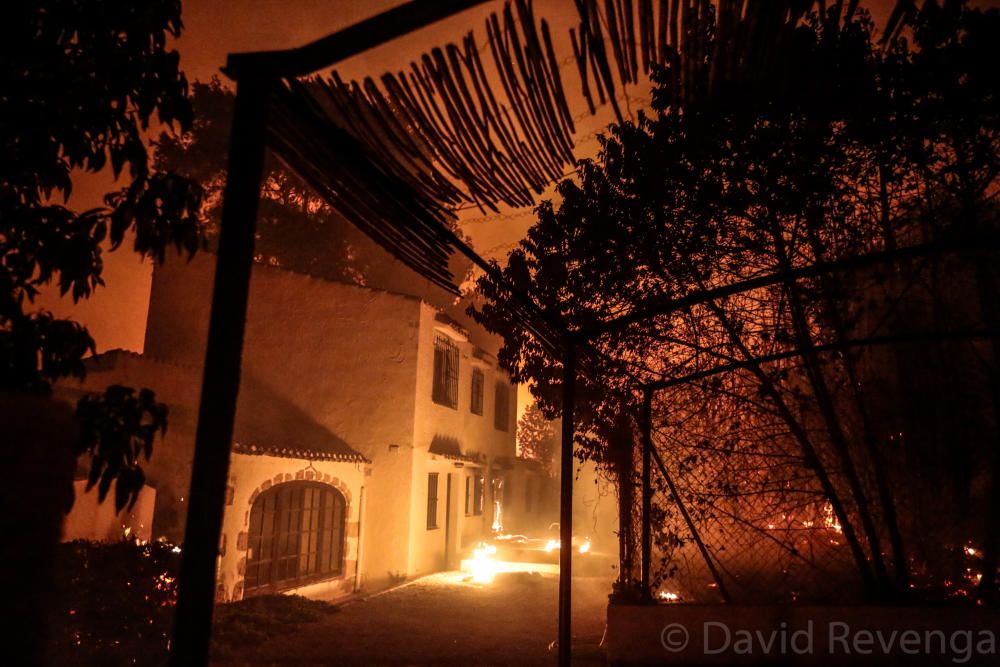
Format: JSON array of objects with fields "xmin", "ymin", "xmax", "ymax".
[
  {"xmin": 230, "ymin": 466, "xmax": 354, "ymax": 601},
  {"xmin": 243, "ymin": 466, "xmax": 352, "ymax": 526}
]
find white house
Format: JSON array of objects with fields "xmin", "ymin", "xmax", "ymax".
[{"xmin": 58, "ymin": 253, "xmax": 554, "ymax": 602}]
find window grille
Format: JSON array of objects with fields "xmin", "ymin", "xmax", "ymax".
[
  {"xmin": 471, "ymin": 367, "xmax": 485, "ymax": 415},
  {"xmin": 432, "ymin": 334, "xmax": 459, "ymax": 408}
]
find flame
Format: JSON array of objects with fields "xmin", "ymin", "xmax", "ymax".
[
  {"xmin": 543, "ymin": 538, "xmax": 590, "ymax": 554},
  {"xmin": 822, "ymin": 502, "xmax": 843, "ymax": 534},
  {"xmin": 494, "ymin": 533, "xmax": 528, "ymax": 543},
  {"xmin": 658, "ymin": 591, "xmax": 681, "ymax": 602},
  {"xmin": 470, "ymin": 542, "xmax": 499, "ymax": 583},
  {"xmin": 491, "ymin": 499, "xmax": 503, "ymax": 533}
]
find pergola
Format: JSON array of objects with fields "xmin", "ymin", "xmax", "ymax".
[{"xmin": 165, "ymin": 1, "xmax": 962, "ymax": 665}]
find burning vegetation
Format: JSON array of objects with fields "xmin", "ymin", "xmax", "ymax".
[{"xmin": 473, "ymin": 1, "xmax": 1000, "ymax": 606}]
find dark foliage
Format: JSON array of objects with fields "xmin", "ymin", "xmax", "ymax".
[
  {"xmin": 155, "ymin": 79, "xmax": 413, "ymax": 287},
  {"xmin": 1, "ymin": 0, "xmax": 203, "ymax": 349},
  {"xmin": 517, "ymin": 403, "xmax": 557, "ymax": 474},
  {"xmin": 1, "ymin": 0, "xmax": 205, "ymax": 502},
  {"xmin": 48, "ymin": 540, "xmax": 336, "ymax": 666},
  {"xmin": 473, "ymin": 2, "xmax": 1000, "ymax": 602},
  {"xmin": 76, "ymin": 386, "xmax": 169, "ymax": 511},
  {"xmin": 50, "ymin": 540, "xmax": 181, "ymax": 666}
]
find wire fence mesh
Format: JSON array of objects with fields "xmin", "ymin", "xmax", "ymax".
[{"xmin": 646, "ymin": 437, "xmax": 862, "ymax": 605}]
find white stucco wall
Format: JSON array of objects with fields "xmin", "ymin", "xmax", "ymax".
[
  {"xmin": 144, "ymin": 254, "xmax": 424, "ymax": 465},
  {"xmin": 235, "ymin": 261, "xmax": 422, "ymax": 590},
  {"xmin": 57, "ymin": 351, "xmax": 373, "ymax": 599},
  {"xmin": 411, "ymin": 302, "xmax": 517, "ymax": 462},
  {"xmin": 62, "ymin": 480, "xmax": 156, "ymax": 543},
  {"xmin": 143, "ymin": 254, "xmax": 424, "ymax": 588},
  {"xmin": 407, "ymin": 303, "xmax": 518, "ymax": 575},
  {"xmin": 76, "ymin": 254, "xmax": 524, "ymax": 591}
]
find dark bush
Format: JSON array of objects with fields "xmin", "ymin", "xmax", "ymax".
[
  {"xmin": 49, "ymin": 539, "xmax": 180, "ymax": 666},
  {"xmin": 48, "ymin": 540, "xmax": 337, "ymax": 665}
]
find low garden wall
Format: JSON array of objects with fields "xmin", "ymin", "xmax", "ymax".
[{"xmin": 606, "ymin": 602, "xmax": 1000, "ymax": 665}]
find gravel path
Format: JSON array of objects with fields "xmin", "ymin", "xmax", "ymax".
[{"xmin": 216, "ymin": 571, "xmax": 609, "ymax": 666}]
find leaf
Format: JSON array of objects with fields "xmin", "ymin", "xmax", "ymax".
[{"xmin": 97, "ymin": 467, "xmax": 115, "ymax": 503}]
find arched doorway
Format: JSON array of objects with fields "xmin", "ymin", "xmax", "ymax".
[{"xmin": 244, "ymin": 481, "xmax": 346, "ymax": 596}]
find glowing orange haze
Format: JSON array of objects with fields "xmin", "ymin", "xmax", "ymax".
[{"xmin": 35, "ymin": 0, "xmax": 900, "ymax": 354}]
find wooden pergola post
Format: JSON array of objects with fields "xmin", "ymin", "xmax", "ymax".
[{"xmin": 170, "ymin": 75, "xmax": 271, "ymax": 667}]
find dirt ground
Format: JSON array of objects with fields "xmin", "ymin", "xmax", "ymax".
[{"xmin": 215, "ymin": 571, "xmax": 610, "ymax": 666}]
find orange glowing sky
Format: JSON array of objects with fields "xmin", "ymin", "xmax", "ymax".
[{"xmin": 36, "ymin": 0, "xmax": 912, "ymax": 354}]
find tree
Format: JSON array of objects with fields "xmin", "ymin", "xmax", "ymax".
[
  {"xmin": 517, "ymin": 403, "xmax": 557, "ymax": 474},
  {"xmin": 154, "ymin": 79, "xmax": 474, "ymax": 297},
  {"xmin": 153, "ymin": 80, "xmax": 366, "ymax": 283},
  {"xmin": 472, "ymin": 2, "xmax": 1000, "ymax": 603},
  {"xmin": 2, "ymin": 3, "xmax": 203, "ymax": 660},
  {"xmin": 1, "ymin": 0, "xmax": 203, "ymax": 509}
]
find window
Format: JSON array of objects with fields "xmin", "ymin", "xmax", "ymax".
[
  {"xmin": 473, "ymin": 475, "xmax": 484, "ymax": 515},
  {"xmin": 427, "ymin": 472, "xmax": 439, "ymax": 530},
  {"xmin": 470, "ymin": 368, "xmax": 485, "ymax": 415},
  {"xmin": 432, "ymin": 335, "xmax": 459, "ymax": 408},
  {"xmin": 245, "ymin": 482, "xmax": 346, "ymax": 595},
  {"xmin": 464, "ymin": 476, "xmax": 472, "ymax": 515},
  {"xmin": 494, "ymin": 380, "xmax": 510, "ymax": 431}
]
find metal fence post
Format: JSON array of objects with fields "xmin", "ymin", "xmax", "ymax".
[
  {"xmin": 558, "ymin": 344, "xmax": 576, "ymax": 667},
  {"xmin": 641, "ymin": 389, "xmax": 653, "ymax": 600}
]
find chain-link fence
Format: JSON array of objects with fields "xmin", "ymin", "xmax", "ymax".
[
  {"xmin": 614, "ymin": 374, "xmax": 873, "ymax": 606},
  {"xmin": 645, "ymin": 422, "xmax": 863, "ymax": 605}
]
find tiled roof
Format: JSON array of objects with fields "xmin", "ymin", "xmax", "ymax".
[
  {"xmin": 233, "ymin": 441, "xmax": 369, "ymax": 463},
  {"xmin": 433, "ymin": 450, "xmax": 484, "ymax": 464},
  {"xmin": 428, "ymin": 435, "xmax": 484, "ymax": 464}
]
